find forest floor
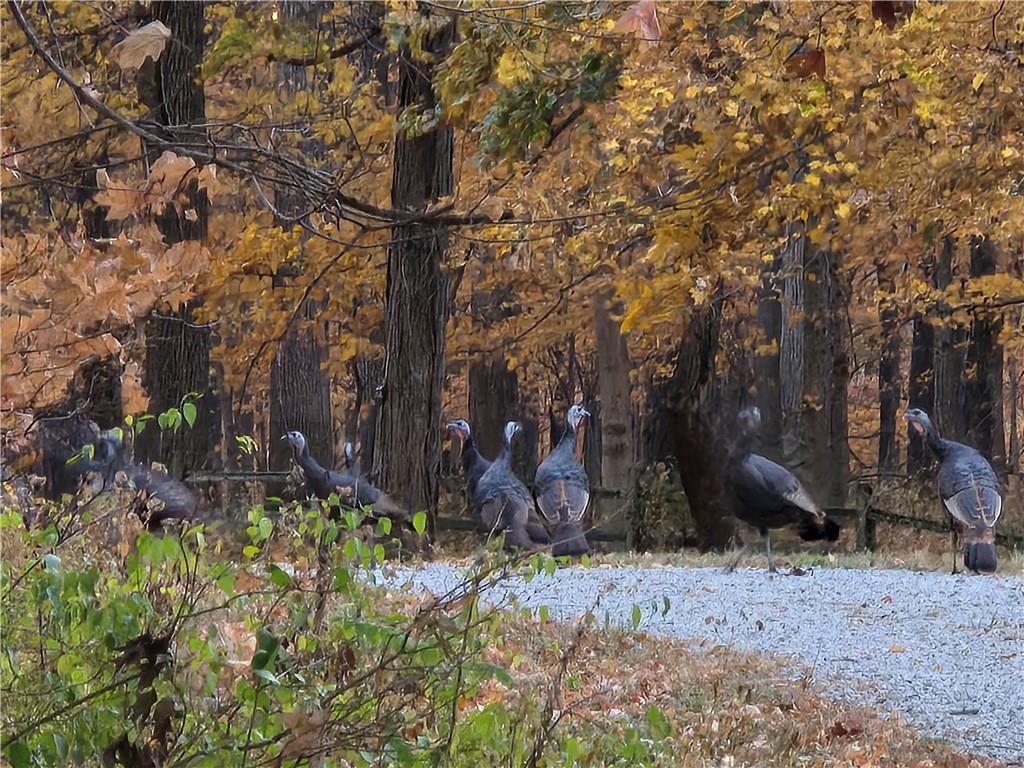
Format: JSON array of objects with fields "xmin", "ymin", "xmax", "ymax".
[{"xmin": 378, "ymin": 561, "xmax": 1024, "ymax": 765}]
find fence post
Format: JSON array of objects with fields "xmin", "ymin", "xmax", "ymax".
[{"xmin": 855, "ymin": 483, "xmax": 876, "ymax": 551}]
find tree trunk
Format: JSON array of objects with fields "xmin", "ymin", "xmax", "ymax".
[
  {"xmin": 780, "ymin": 224, "xmax": 805, "ymax": 464},
  {"xmin": 469, "ymin": 358, "xmax": 517, "ymax": 461},
  {"xmin": 373, "ymin": 13, "xmax": 454, "ymax": 528},
  {"xmin": 268, "ymin": 0, "xmax": 334, "ymax": 481},
  {"xmin": 1009, "ymin": 355, "xmax": 1020, "ymax": 473},
  {"xmin": 754, "ymin": 252, "xmax": 783, "ymax": 459},
  {"xmin": 802, "ymin": 245, "xmax": 849, "ymax": 507},
  {"xmin": 877, "ymin": 258, "xmax": 901, "ymax": 472},
  {"xmin": 908, "ymin": 244, "xmax": 936, "ymax": 472},
  {"xmin": 665, "ymin": 295, "xmax": 732, "ymax": 551},
  {"xmin": 594, "ymin": 293, "xmax": 635, "ymax": 492},
  {"xmin": 137, "ymin": 0, "xmax": 217, "ymax": 476},
  {"xmin": 963, "ymin": 237, "xmax": 1005, "ymax": 468},
  {"xmin": 932, "ymin": 236, "xmax": 964, "ymax": 440},
  {"xmin": 781, "ymin": 224, "xmax": 849, "ymax": 507}
]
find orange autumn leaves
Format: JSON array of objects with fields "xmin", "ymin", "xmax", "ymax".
[{"xmin": 1, "ymin": 152, "xmax": 217, "ymax": 414}]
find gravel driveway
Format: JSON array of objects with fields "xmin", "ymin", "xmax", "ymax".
[{"xmin": 380, "ymin": 564, "xmax": 1024, "ymax": 763}]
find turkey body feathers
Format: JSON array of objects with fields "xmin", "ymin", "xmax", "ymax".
[
  {"xmin": 473, "ymin": 423, "xmax": 545, "ymax": 549},
  {"xmin": 289, "ymin": 435, "xmax": 407, "ymax": 521},
  {"xmin": 732, "ymin": 453, "xmax": 832, "ymax": 536},
  {"xmin": 938, "ymin": 444, "xmax": 1001, "ymax": 574},
  {"xmin": 534, "ymin": 412, "xmax": 591, "ymax": 556},
  {"xmin": 906, "ymin": 409, "xmax": 1002, "ymax": 574},
  {"xmin": 87, "ymin": 435, "xmax": 198, "ymax": 530},
  {"xmin": 462, "ymin": 440, "xmax": 490, "ymax": 500}
]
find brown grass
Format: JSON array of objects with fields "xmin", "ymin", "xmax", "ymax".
[{"xmin": 480, "ymin": 611, "xmax": 1008, "ymax": 767}]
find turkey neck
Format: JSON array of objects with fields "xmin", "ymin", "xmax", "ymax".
[
  {"xmin": 462, "ymin": 435, "xmax": 483, "ymax": 473},
  {"xmin": 293, "ymin": 443, "xmax": 327, "ymax": 478},
  {"xmin": 551, "ymin": 425, "xmax": 576, "ymax": 460},
  {"xmin": 918, "ymin": 421, "xmax": 951, "ymax": 461},
  {"xmin": 727, "ymin": 430, "xmax": 754, "ymax": 467}
]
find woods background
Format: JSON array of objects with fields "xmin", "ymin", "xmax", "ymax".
[{"xmin": 2, "ymin": 0, "xmax": 1022, "ymax": 548}]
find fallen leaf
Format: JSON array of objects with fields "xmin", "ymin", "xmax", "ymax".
[
  {"xmin": 785, "ymin": 48, "xmax": 826, "ymax": 80},
  {"xmin": 612, "ymin": 0, "xmax": 661, "ymax": 47},
  {"xmin": 888, "ymin": 644, "xmax": 908, "ymax": 653},
  {"xmin": 113, "ymin": 21, "xmax": 172, "ymax": 71}
]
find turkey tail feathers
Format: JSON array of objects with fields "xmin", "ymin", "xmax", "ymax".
[
  {"xmin": 798, "ymin": 516, "xmax": 840, "ymax": 542},
  {"xmin": 964, "ymin": 541, "xmax": 997, "ymax": 573},
  {"xmin": 551, "ymin": 520, "xmax": 590, "ymax": 558}
]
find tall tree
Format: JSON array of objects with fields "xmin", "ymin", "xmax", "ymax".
[
  {"xmin": 136, "ymin": 1, "xmax": 217, "ymax": 476},
  {"xmin": 268, "ymin": 0, "xmax": 335, "ymax": 479},
  {"xmin": 754, "ymin": 253, "xmax": 783, "ymax": 459},
  {"xmin": 779, "ymin": 224, "xmax": 806, "ymax": 464},
  {"xmin": 908, "ymin": 244, "xmax": 936, "ymax": 472},
  {"xmin": 594, "ymin": 293, "xmax": 635, "ymax": 492},
  {"xmin": 802, "ymin": 245, "xmax": 849, "ymax": 507},
  {"xmin": 373, "ymin": 8, "xmax": 455, "ymax": 527},
  {"xmin": 877, "ymin": 257, "xmax": 901, "ymax": 472},
  {"xmin": 962, "ymin": 237, "xmax": 1005, "ymax": 469},
  {"xmin": 932, "ymin": 236, "xmax": 964, "ymax": 440},
  {"xmin": 666, "ymin": 294, "xmax": 732, "ymax": 551}
]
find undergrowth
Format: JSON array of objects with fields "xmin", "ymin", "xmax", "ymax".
[{"xmin": 0, "ymin": 492, "xmax": 1007, "ymax": 767}]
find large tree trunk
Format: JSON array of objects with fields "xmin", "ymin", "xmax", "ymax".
[
  {"xmin": 803, "ymin": 245, "xmax": 849, "ymax": 507},
  {"xmin": 932, "ymin": 236, "xmax": 964, "ymax": 440},
  {"xmin": 908, "ymin": 240, "xmax": 937, "ymax": 471},
  {"xmin": 665, "ymin": 296, "xmax": 732, "ymax": 551},
  {"xmin": 268, "ymin": 0, "xmax": 334, "ymax": 480},
  {"xmin": 962, "ymin": 237, "xmax": 1005, "ymax": 468},
  {"xmin": 877, "ymin": 258, "xmax": 901, "ymax": 472},
  {"xmin": 469, "ymin": 358, "xmax": 517, "ymax": 460},
  {"xmin": 780, "ymin": 224, "xmax": 849, "ymax": 506},
  {"xmin": 594, "ymin": 293, "xmax": 635, "ymax": 492},
  {"xmin": 754, "ymin": 252, "xmax": 783, "ymax": 459},
  {"xmin": 136, "ymin": 1, "xmax": 217, "ymax": 476},
  {"xmin": 373, "ymin": 13, "xmax": 454, "ymax": 528},
  {"xmin": 779, "ymin": 224, "xmax": 805, "ymax": 464}
]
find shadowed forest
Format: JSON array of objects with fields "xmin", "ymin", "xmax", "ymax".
[{"xmin": 1, "ymin": 1, "xmax": 1022, "ymax": 766}]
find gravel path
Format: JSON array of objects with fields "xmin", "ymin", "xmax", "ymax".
[{"xmin": 378, "ymin": 564, "xmax": 1024, "ymax": 763}]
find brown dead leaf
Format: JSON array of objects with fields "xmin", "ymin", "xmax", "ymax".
[
  {"xmin": 94, "ymin": 168, "xmax": 145, "ymax": 220},
  {"xmin": 195, "ymin": 164, "xmax": 223, "ymax": 200},
  {"xmin": 785, "ymin": 48, "xmax": 826, "ymax": 80},
  {"xmin": 888, "ymin": 644, "xmax": 908, "ymax": 653},
  {"xmin": 145, "ymin": 151, "xmax": 197, "ymax": 206},
  {"xmin": 612, "ymin": 0, "xmax": 661, "ymax": 47},
  {"xmin": 113, "ymin": 21, "xmax": 171, "ymax": 71}
]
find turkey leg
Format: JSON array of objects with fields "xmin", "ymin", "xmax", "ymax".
[
  {"xmin": 763, "ymin": 529, "xmax": 777, "ymax": 573},
  {"xmin": 725, "ymin": 540, "xmax": 749, "ymax": 573}
]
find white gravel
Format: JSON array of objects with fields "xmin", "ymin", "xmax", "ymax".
[{"xmin": 379, "ymin": 563, "xmax": 1024, "ymax": 763}]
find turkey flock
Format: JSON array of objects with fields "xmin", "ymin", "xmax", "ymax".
[
  {"xmin": 1, "ymin": 401, "xmax": 1005, "ymax": 573},
  {"xmin": 446, "ymin": 406, "xmax": 592, "ymax": 557}
]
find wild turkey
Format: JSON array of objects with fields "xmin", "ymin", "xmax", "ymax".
[
  {"xmin": 449, "ymin": 418, "xmax": 549, "ymax": 545},
  {"xmin": 282, "ymin": 431, "xmax": 407, "ymax": 522},
  {"xmin": 87, "ymin": 433, "xmax": 198, "ymax": 530},
  {"xmin": 472, "ymin": 421, "xmax": 548, "ymax": 550},
  {"xmin": 726, "ymin": 407, "xmax": 840, "ymax": 572},
  {"xmin": 2, "ymin": 414, "xmax": 103, "ymax": 499},
  {"xmin": 446, "ymin": 419, "xmax": 491, "ymax": 502},
  {"xmin": 534, "ymin": 405, "xmax": 591, "ymax": 557},
  {"xmin": 904, "ymin": 408, "xmax": 1002, "ymax": 573}
]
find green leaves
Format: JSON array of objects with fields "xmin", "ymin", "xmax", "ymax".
[
  {"xmin": 251, "ymin": 627, "xmax": 281, "ymax": 684},
  {"xmin": 631, "ymin": 603, "xmax": 642, "ymax": 630},
  {"xmin": 182, "ymin": 401, "xmax": 197, "ymax": 429},
  {"xmin": 412, "ymin": 511, "xmax": 428, "ymax": 536}
]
